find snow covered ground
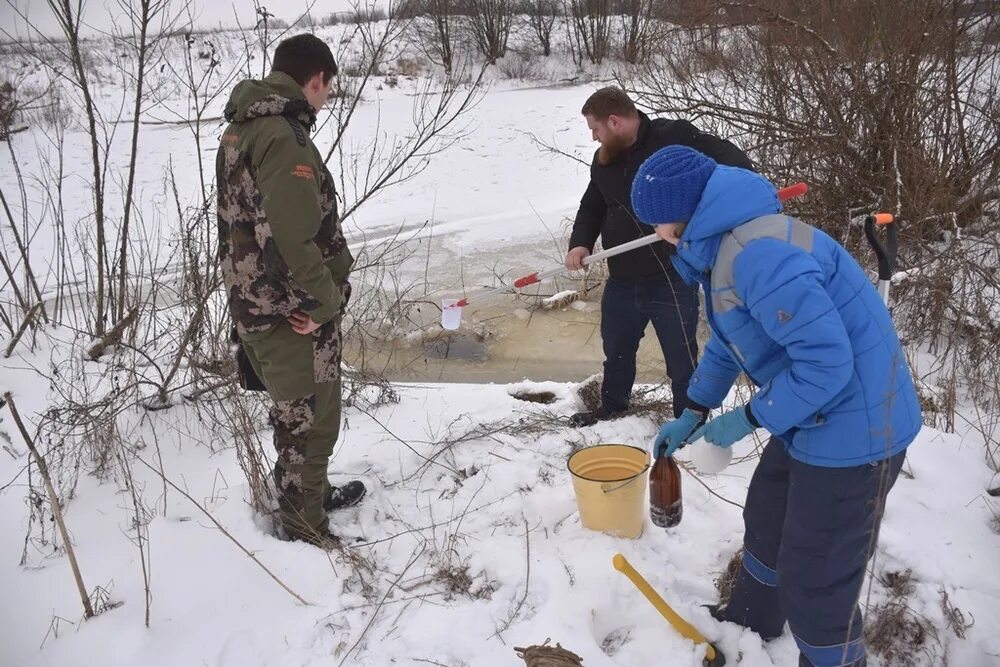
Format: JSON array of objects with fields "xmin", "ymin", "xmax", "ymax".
[
  {"xmin": 2, "ymin": 13, "xmax": 999, "ymax": 667},
  {"xmin": 2, "ymin": 341, "xmax": 999, "ymax": 666}
]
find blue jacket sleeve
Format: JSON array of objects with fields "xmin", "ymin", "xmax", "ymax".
[
  {"xmin": 687, "ymin": 334, "xmax": 742, "ymax": 409},
  {"xmin": 733, "ymin": 240, "xmax": 854, "ymax": 434}
]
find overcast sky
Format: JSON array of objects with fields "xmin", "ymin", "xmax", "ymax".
[{"xmin": 1, "ymin": 0, "xmax": 358, "ymax": 39}]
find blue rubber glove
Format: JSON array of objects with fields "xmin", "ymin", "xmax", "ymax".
[
  {"xmin": 653, "ymin": 408, "xmax": 704, "ymax": 458},
  {"xmin": 689, "ymin": 406, "xmax": 756, "ymax": 448}
]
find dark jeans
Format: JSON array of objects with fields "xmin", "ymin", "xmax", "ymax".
[
  {"xmin": 600, "ymin": 275, "xmax": 699, "ymax": 418},
  {"xmin": 724, "ymin": 438, "xmax": 906, "ymax": 667}
]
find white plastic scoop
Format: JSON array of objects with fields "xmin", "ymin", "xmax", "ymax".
[
  {"xmin": 440, "ymin": 232, "xmax": 663, "ymax": 330},
  {"xmin": 440, "ymin": 182, "xmax": 809, "ymax": 330}
]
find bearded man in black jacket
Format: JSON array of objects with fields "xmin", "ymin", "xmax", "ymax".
[{"xmin": 567, "ymin": 87, "xmax": 754, "ymax": 427}]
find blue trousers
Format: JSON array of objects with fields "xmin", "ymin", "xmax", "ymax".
[
  {"xmin": 600, "ymin": 276, "xmax": 699, "ymax": 418},
  {"xmin": 724, "ymin": 438, "xmax": 906, "ymax": 666}
]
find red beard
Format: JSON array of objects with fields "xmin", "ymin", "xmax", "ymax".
[{"xmin": 597, "ymin": 132, "xmax": 631, "ymax": 165}]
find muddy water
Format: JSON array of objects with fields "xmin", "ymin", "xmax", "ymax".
[
  {"xmin": 348, "ymin": 292, "xmax": 710, "ymax": 384},
  {"xmin": 344, "ymin": 229, "xmax": 710, "ymax": 384}
]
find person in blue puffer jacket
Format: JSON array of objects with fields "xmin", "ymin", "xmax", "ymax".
[{"xmin": 630, "ymin": 146, "xmax": 921, "ymax": 667}]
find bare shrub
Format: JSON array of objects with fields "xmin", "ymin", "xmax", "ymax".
[
  {"xmin": 0, "ymin": 80, "xmax": 15, "ymax": 129},
  {"xmin": 466, "ymin": 0, "xmax": 515, "ymax": 63},
  {"xmin": 412, "ymin": 1, "xmax": 459, "ymax": 74},
  {"xmin": 522, "ymin": 0, "xmax": 559, "ymax": 56},
  {"xmin": 349, "ymin": 7, "xmax": 389, "ymax": 23},
  {"xmin": 865, "ymin": 599, "xmax": 940, "ymax": 665},
  {"xmin": 616, "ymin": 0, "xmax": 656, "ymax": 64},
  {"xmin": 496, "ymin": 49, "xmax": 542, "ymax": 79},
  {"xmin": 393, "ymin": 55, "xmax": 426, "ymax": 77},
  {"xmin": 628, "ymin": 0, "xmax": 1000, "ymax": 457},
  {"xmin": 566, "ymin": 0, "xmax": 612, "ymax": 65},
  {"xmin": 863, "ymin": 567, "xmax": 945, "ymax": 665}
]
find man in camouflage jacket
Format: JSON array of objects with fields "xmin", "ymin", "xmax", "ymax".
[{"xmin": 216, "ymin": 34, "xmax": 363, "ymax": 546}]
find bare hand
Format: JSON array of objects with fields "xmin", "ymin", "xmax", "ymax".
[
  {"xmin": 288, "ymin": 311, "xmax": 321, "ymax": 335},
  {"xmin": 654, "ymin": 223, "xmax": 686, "ymax": 247},
  {"xmin": 565, "ymin": 246, "xmax": 591, "ymax": 271}
]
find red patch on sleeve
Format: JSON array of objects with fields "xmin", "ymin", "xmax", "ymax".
[{"xmin": 291, "ymin": 164, "xmax": 315, "ymax": 180}]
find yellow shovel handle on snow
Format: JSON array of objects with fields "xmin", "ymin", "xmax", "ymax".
[{"xmin": 613, "ymin": 554, "xmax": 718, "ymax": 663}]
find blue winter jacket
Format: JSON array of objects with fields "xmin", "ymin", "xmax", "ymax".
[{"xmin": 676, "ymin": 165, "xmax": 921, "ymax": 467}]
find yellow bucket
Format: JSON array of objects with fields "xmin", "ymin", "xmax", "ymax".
[{"xmin": 567, "ymin": 444, "xmax": 651, "ymax": 539}]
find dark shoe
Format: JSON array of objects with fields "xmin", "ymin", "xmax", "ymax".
[
  {"xmin": 292, "ymin": 529, "xmax": 341, "ymax": 550},
  {"xmin": 704, "ymin": 603, "xmax": 728, "ymax": 623},
  {"xmin": 324, "ymin": 480, "xmax": 367, "ymax": 511},
  {"xmin": 704, "ymin": 603, "xmax": 782, "ymax": 643},
  {"xmin": 568, "ymin": 408, "xmax": 623, "ymax": 428}
]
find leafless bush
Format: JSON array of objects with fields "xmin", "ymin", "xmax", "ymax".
[
  {"xmin": 632, "ymin": 1, "xmax": 1000, "ymax": 230},
  {"xmin": 393, "ymin": 55, "xmax": 427, "ymax": 77},
  {"xmin": 411, "ymin": 1, "xmax": 459, "ymax": 74},
  {"xmin": 863, "ymin": 568, "xmax": 945, "ymax": 665},
  {"xmin": 465, "ymin": 0, "xmax": 515, "ymax": 63},
  {"xmin": 192, "ymin": 381, "xmax": 276, "ymax": 519},
  {"xmin": 0, "ymin": 80, "xmax": 15, "ymax": 129},
  {"xmin": 617, "ymin": 0, "xmax": 656, "ymax": 64},
  {"xmin": 496, "ymin": 49, "xmax": 542, "ymax": 79},
  {"xmin": 0, "ymin": 0, "xmax": 488, "ymax": 641},
  {"xmin": 292, "ymin": 12, "xmax": 317, "ymax": 29},
  {"xmin": 627, "ymin": 0, "xmax": 1000, "ymax": 453},
  {"xmin": 865, "ymin": 599, "xmax": 941, "ymax": 665},
  {"xmin": 352, "ymin": 7, "xmax": 389, "ymax": 23},
  {"xmin": 877, "ymin": 569, "xmax": 915, "ymax": 598},
  {"xmin": 566, "ymin": 0, "xmax": 612, "ymax": 65},
  {"xmin": 7, "ymin": 1, "xmax": 110, "ymax": 336},
  {"xmin": 522, "ymin": 0, "xmax": 559, "ymax": 56}
]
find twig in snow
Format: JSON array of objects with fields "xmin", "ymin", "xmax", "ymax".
[
  {"xmin": 940, "ymin": 588, "xmax": 974, "ymax": 639},
  {"xmin": 116, "ymin": 446, "xmax": 152, "ymax": 627},
  {"xmin": 4, "ymin": 392, "xmax": 94, "ymax": 619},
  {"xmin": 679, "ymin": 463, "xmax": 744, "ymax": 510},
  {"xmin": 85, "ymin": 307, "xmax": 139, "ymax": 361},
  {"xmin": 131, "ymin": 453, "xmax": 311, "ymax": 607},
  {"xmin": 3, "ymin": 301, "xmax": 42, "ymax": 358},
  {"xmin": 353, "ymin": 403, "xmax": 459, "ymax": 476},
  {"xmin": 353, "ymin": 490, "xmax": 521, "ymax": 548},
  {"xmin": 337, "ymin": 543, "xmax": 428, "ymax": 667},
  {"xmin": 491, "ymin": 518, "xmax": 531, "ymax": 642}
]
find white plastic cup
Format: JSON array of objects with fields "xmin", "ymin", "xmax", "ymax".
[{"xmin": 441, "ymin": 299, "xmax": 462, "ymax": 330}]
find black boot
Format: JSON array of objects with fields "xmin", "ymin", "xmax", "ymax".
[
  {"xmin": 324, "ymin": 480, "xmax": 367, "ymax": 511},
  {"xmin": 288, "ymin": 528, "xmax": 342, "ymax": 550},
  {"xmin": 568, "ymin": 407, "xmax": 624, "ymax": 428},
  {"xmin": 704, "ymin": 604, "xmax": 729, "ymax": 623},
  {"xmin": 275, "ymin": 464, "xmax": 367, "ymax": 512}
]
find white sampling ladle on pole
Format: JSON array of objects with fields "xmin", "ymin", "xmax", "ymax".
[
  {"xmin": 441, "ymin": 182, "xmax": 809, "ymax": 330},
  {"xmin": 441, "ymin": 233, "xmax": 661, "ymax": 329}
]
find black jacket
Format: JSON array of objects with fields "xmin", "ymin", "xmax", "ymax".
[{"xmin": 570, "ymin": 113, "xmax": 753, "ymax": 282}]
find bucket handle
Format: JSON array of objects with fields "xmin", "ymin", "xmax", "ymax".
[{"xmin": 601, "ymin": 464, "xmax": 651, "ymax": 494}]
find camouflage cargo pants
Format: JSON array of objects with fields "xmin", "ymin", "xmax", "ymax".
[{"xmin": 241, "ymin": 320, "xmax": 342, "ymax": 543}]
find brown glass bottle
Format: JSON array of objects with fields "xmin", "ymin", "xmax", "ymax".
[{"xmin": 650, "ymin": 455, "xmax": 682, "ymax": 528}]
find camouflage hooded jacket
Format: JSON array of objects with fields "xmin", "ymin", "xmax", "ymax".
[{"xmin": 216, "ymin": 72, "xmax": 352, "ymax": 381}]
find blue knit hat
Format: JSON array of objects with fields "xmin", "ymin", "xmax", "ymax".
[{"xmin": 631, "ymin": 146, "xmax": 717, "ymax": 225}]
